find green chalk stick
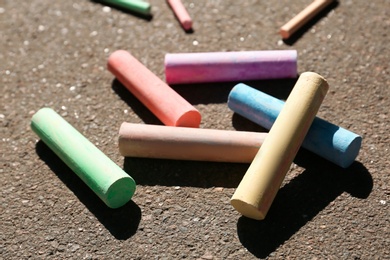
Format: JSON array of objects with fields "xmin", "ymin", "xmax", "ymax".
[
  {"xmin": 98, "ymin": 0, "xmax": 151, "ymax": 16},
  {"xmin": 31, "ymin": 108, "xmax": 136, "ymax": 208}
]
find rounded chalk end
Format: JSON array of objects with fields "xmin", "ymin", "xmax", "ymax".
[
  {"xmin": 338, "ymin": 135, "xmax": 362, "ymax": 168},
  {"xmin": 143, "ymin": 4, "xmax": 152, "ymax": 15},
  {"xmin": 230, "ymin": 199, "xmax": 266, "ymax": 221},
  {"xmin": 175, "ymin": 110, "xmax": 201, "ymax": 128},
  {"xmin": 31, "ymin": 107, "xmax": 60, "ymax": 134},
  {"xmin": 104, "ymin": 176, "xmax": 136, "ymax": 209},
  {"xmin": 182, "ymin": 20, "xmax": 192, "ymax": 31},
  {"xmin": 31, "ymin": 107, "xmax": 52, "ymax": 121},
  {"xmin": 131, "ymin": 1, "xmax": 152, "ymax": 16},
  {"xmin": 107, "ymin": 50, "xmax": 130, "ymax": 71},
  {"xmin": 300, "ymin": 71, "xmax": 328, "ymax": 83},
  {"xmin": 279, "ymin": 27, "xmax": 290, "ymax": 40}
]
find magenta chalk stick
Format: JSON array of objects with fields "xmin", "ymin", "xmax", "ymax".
[
  {"xmin": 119, "ymin": 123, "xmax": 268, "ymax": 163},
  {"xmin": 164, "ymin": 50, "xmax": 298, "ymax": 84},
  {"xmin": 167, "ymin": 0, "xmax": 193, "ymax": 31},
  {"xmin": 108, "ymin": 50, "xmax": 201, "ymax": 127}
]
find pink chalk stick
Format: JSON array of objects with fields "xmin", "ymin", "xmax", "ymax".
[
  {"xmin": 119, "ymin": 123, "xmax": 268, "ymax": 163},
  {"xmin": 164, "ymin": 50, "xmax": 298, "ymax": 85},
  {"xmin": 167, "ymin": 0, "xmax": 192, "ymax": 31},
  {"xmin": 108, "ymin": 50, "xmax": 201, "ymax": 128}
]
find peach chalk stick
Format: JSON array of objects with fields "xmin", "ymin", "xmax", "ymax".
[
  {"xmin": 119, "ymin": 123, "xmax": 268, "ymax": 163},
  {"xmin": 108, "ymin": 50, "xmax": 201, "ymax": 127},
  {"xmin": 280, "ymin": 0, "xmax": 335, "ymax": 39},
  {"xmin": 231, "ymin": 72, "xmax": 329, "ymax": 220},
  {"xmin": 167, "ymin": 0, "xmax": 192, "ymax": 31}
]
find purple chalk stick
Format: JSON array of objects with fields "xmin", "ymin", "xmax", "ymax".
[{"xmin": 164, "ymin": 50, "xmax": 297, "ymax": 84}]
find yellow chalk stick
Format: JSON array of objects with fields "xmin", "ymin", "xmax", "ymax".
[{"xmin": 230, "ymin": 72, "xmax": 329, "ymax": 220}]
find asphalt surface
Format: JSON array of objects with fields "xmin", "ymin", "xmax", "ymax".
[{"xmin": 1, "ymin": 0, "xmax": 389, "ymax": 259}]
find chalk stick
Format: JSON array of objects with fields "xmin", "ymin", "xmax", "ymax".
[
  {"xmin": 167, "ymin": 0, "xmax": 192, "ymax": 31},
  {"xmin": 228, "ymin": 83, "xmax": 361, "ymax": 168},
  {"xmin": 31, "ymin": 108, "xmax": 136, "ymax": 209},
  {"xmin": 280, "ymin": 0, "xmax": 335, "ymax": 39},
  {"xmin": 164, "ymin": 50, "xmax": 298, "ymax": 85},
  {"xmin": 96, "ymin": 0, "xmax": 151, "ymax": 16},
  {"xmin": 231, "ymin": 72, "xmax": 329, "ymax": 220},
  {"xmin": 119, "ymin": 123, "xmax": 268, "ymax": 163},
  {"xmin": 108, "ymin": 50, "xmax": 201, "ymax": 127}
]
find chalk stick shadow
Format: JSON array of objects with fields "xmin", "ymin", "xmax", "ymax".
[
  {"xmin": 112, "ymin": 79, "xmax": 163, "ymax": 125},
  {"xmin": 111, "ymin": 79, "xmax": 237, "ymax": 109},
  {"xmin": 165, "ymin": 78, "xmax": 298, "ymax": 106},
  {"xmin": 237, "ymin": 149, "xmax": 372, "ymax": 258},
  {"xmin": 230, "ymin": 78, "xmax": 297, "ymax": 132},
  {"xmin": 231, "ymin": 113, "xmax": 268, "ymax": 133},
  {"xmin": 35, "ymin": 141, "xmax": 141, "ymax": 240},
  {"xmin": 123, "ymin": 157, "xmax": 249, "ymax": 188},
  {"xmin": 91, "ymin": 0, "xmax": 153, "ymax": 21},
  {"xmin": 282, "ymin": 0, "xmax": 339, "ymax": 45},
  {"xmin": 184, "ymin": 28, "xmax": 194, "ymax": 34}
]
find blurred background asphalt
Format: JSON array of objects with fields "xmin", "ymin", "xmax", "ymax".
[{"xmin": 1, "ymin": 0, "xmax": 389, "ymax": 259}]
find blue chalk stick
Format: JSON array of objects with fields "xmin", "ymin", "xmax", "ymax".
[{"xmin": 228, "ymin": 83, "xmax": 362, "ymax": 168}]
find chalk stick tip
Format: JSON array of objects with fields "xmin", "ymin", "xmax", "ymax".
[
  {"xmin": 182, "ymin": 19, "xmax": 192, "ymax": 31},
  {"xmin": 32, "ymin": 107, "xmax": 52, "ymax": 116},
  {"xmin": 108, "ymin": 49, "xmax": 128, "ymax": 60},
  {"xmin": 105, "ymin": 176, "xmax": 136, "ymax": 208},
  {"xmin": 279, "ymin": 27, "xmax": 291, "ymax": 39},
  {"xmin": 107, "ymin": 50, "xmax": 129, "ymax": 69},
  {"xmin": 231, "ymin": 198, "xmax": 265, "ymax": 221},
  {"xmin": 300, "ymin": 71, "xmax": 324, "ymax": 78},
  {"xmin": 227, "ymin": 83, "xmax": 246, "ymax": 104},
  {"xmin": 31, "ymin": 107, "xmax": 57, "ymax": 125},
  {"xmin": 338, "ymin": 135, "xmax": 362, "ymax": 168},
  {"xmin": 175, "ymin": 109, "xmax": 201, "ymax": 128},
  {"xmin": 300, "ymin": 71, "xmax": 329, "ymax": 90}
]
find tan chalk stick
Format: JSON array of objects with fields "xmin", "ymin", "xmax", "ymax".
[
  {"xmin": 280, "ymin": 0, "xmax": 335, "ymax": 39},
  {"xmin": 119, "ymin": 123, "xmax": 268, "ymax": 163},
  {"xmin": 231, "ymin": 72, "xmax": 329, "ymax": 220}
]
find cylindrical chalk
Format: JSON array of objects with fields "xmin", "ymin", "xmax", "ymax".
[
  {"xmin": 119, "ymin": 123, "xmax": 268, "ymax": 163},
  {"xmin": 228, "ymin": 83, "xmax": 361, "ymax": 168},
  {"xmin": 231, "ymin": 72, "xmax": 329, "ymax": 220},
  {"xmin": 96, "ymin": 0, "xmax": 151, "ymax": 16},
  {"xmin": 108, "ymin": 50, "xmax": 201, "ymax": 127},
  {"xmin": 280, "ymin": 0, "xmax": 335, "ymax": 39},
  {"xmin": 31, "ymin": 108, "xmax": 136, "ymax": 209},
  {"xmin": 167, "ymin": 0, "xmax": 193, "ymax": 31},
  {"xmin": 164, "ymin": 50, "xmax": 298, "ymax": 85}
]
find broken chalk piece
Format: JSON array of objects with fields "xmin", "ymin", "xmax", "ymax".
[
  {"xmin": 119, "ymin": 123, "xmax": 268, "ymax": 163},
  {"xmin": 228, "ymin": 83, "xmax": 362, "ymax": 168},
  {"xmin": 167, "ymin": 0, "xmax": 193, "ymax": 31},
  {"xmin": 97, "ymin": 0, "xmax": 151, "ymax": 16},
  {"xmin": 231, "ymin": 72, "xmax": 329, "ymax": 220},
  {"xmin": 31, "ymin": 108, "xmax": 136, "ymax": 209},
  {"xmin": 280, "ymin": 0, "xmax": 335, "ymax": 39},
  {"xmin": 164, "ymin": 50, "xmax": 298, "ymax": 85},
  {"xmin": 108, "ymin": 50, "xmax": 201, "ymax": 128}
]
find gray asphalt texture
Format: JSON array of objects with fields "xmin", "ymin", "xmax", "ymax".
[{"xmin": 1, "ymin": 0, "xmax": 389, "ymax": 259}]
